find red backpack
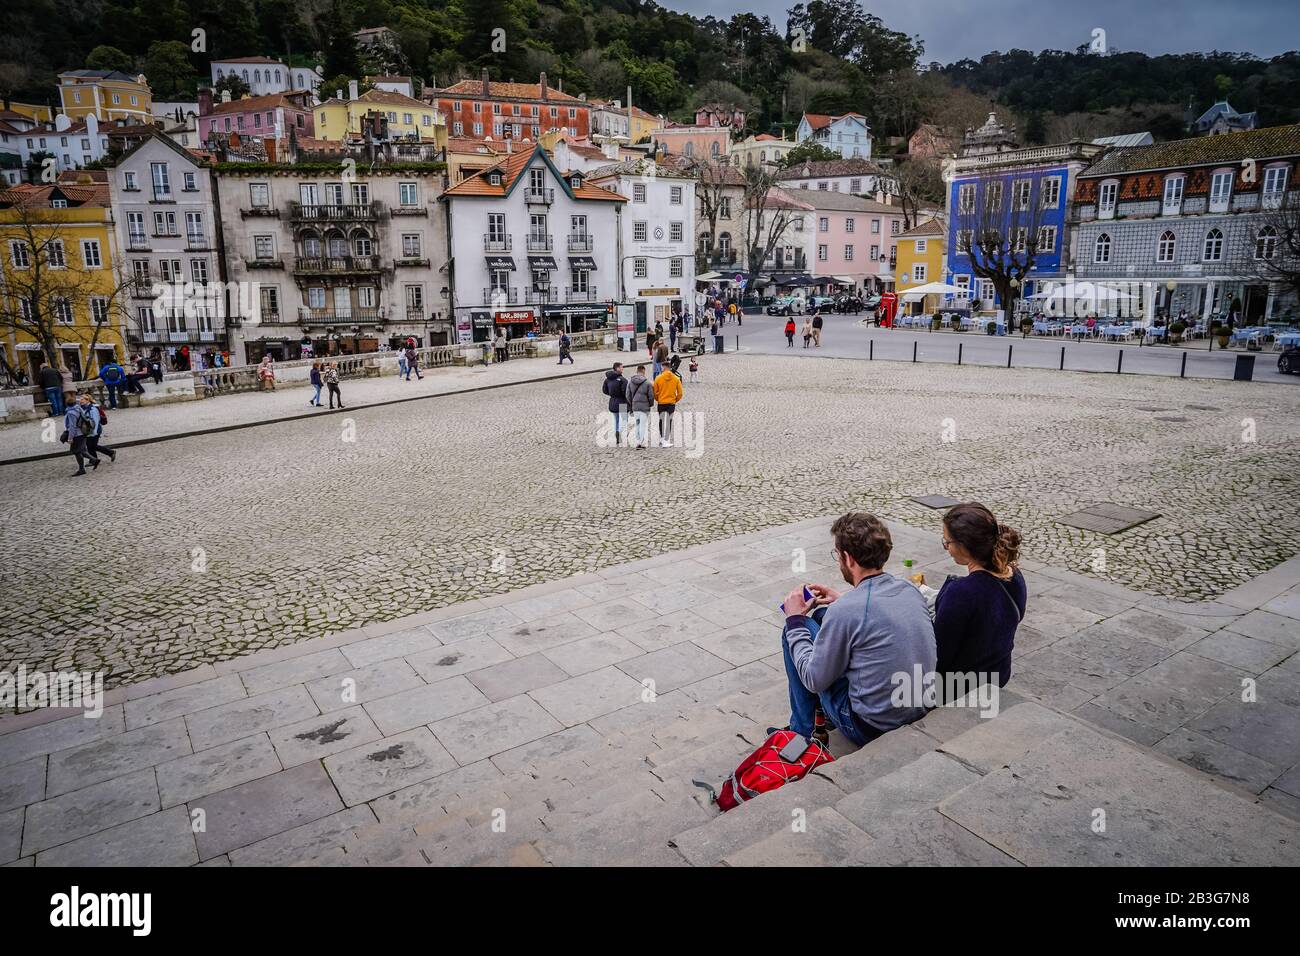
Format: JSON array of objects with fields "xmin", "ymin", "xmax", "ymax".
[{"xmin": 711, "ymin": 729, "xmax": 834, "ymax": 813}]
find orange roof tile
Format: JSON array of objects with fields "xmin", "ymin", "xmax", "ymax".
[
  {"xmin": 437, "ymin": 79, "xmax": 584, "ymax": 104},
  {"xmin": 442, "ymin": 145, "xmax": 625, "ymax": 202}
]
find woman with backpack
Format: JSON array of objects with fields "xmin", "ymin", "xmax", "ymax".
[
  {"xmin": 405, "ymin": 345, "xmax": 423, "ymax": 380},
  {"xmin": 324, "ymin": 363, "xmax": 344, "ymax": 409}
]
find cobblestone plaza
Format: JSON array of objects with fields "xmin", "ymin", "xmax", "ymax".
[{"xmin": 1, "ymin": 353, "xmax": 1298, "ymax": 691}]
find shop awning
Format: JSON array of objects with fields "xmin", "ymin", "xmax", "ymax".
[
  {"xmin": 695, "ymin": 271, "xmax": 721, "ymax": 281},
  {"xmin": 569, "ymin": 255, "xmax": 597, "ymax": 270},
  {"xmin": 485, "ymin": 255, "xmax": 516, "ymax": 271},
  {"xmin": 528, "ymin": 255, "xmax": 558, "ymax": 270}
]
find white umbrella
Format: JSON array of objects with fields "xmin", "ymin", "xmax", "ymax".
[
  {"xmin": 901, "ymin": 281, "xmax": 968, "ymax": 299},
  {"xmin": 695, "ymin": 272, "xmax": 721, "ymax": 281}
]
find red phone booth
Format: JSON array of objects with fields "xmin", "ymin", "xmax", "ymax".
[{"xmin": 879, "ymin": 291, "xmax": 898, "ymax": 327}]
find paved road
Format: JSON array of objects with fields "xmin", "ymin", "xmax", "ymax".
[
  {"xmin": 2, "ymin": 353, "xmax": 1297, "ymax": 688},
  {"xmin": 731, "ymin": 312, "xmax": 1297, "ymax": 384}
]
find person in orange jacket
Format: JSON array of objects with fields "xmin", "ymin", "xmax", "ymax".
[{"xmin": 652, "ymin": 365, "xmax": 683, "ymax": 447}]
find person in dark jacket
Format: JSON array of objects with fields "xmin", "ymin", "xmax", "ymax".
[
  {"xmin": 309, "ymin": 361, "xmax": 323, "ymax": 406},
  {"xmin": 932, "ymin": 502, "xmax": 1026, "ymax": 697},
  {"xmin": 85, "ymin": 396, "xmax": 116, "ymax": 464},
  {"xmin": 558, "ymin": 332, "xmax": 574, "ymax": 365},
  {"xmin": 601, "ymin": 362, "xmax": 628, "ymax": 446},
  {"xmin": 624, "ymin": 365, "xmax": 654, "ymax": 449},
  {"xmin": 39, "ymin": 362, "xmax": 65, "ymax": 416},
  {"xmin": 63, "ymin": 394, "xmax": 99, "ymax": 475},
  {"xmin": 98, "ymin": 359, "xmax": 127, "ymax": 409}
]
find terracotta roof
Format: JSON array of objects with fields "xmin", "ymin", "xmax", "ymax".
[
  {"xmin": 1080, "ymin": 124, "xmax": 1300, "ymax": 178},
  {"xmin": 777, "ymin": 158, "xmax": 888, "ymax": 180},
  {"xmin": 661, "ymin": 154, "xmax": 747, "ymax": 186},
  {"xmin": 554, "ymin": 137, "xmax": 606, "ymax": 160},
  {"xmin": 898, "ymin": 219, "xmax": 945, "ymax": 239},
  {"xmin": 442, "ymin": 145, "xmax": 625, "ymax": 202},
  {"xmin": 0, "ymin": 182, "xmax": 108, "ymax": 207},
  {"xmin": 207, "ymin": 94, "xmax": 305, "ymax": 116},
  {"xmin": 446, "ymin": 136, "xmax": 504, "ymax": 154},
  {"xmin": 799, "ymin": 192, "xmax": 900, "ymax": 214},
  {"xmin": 750, "ymin": 186, "xmax": 814, "ymax": 211},
  {"xmin": 0, "ymin": 109, "xmax": 35, "ymax": 124},
  {"xmin": 58, "ymin": 168, "xmax": 107, "ymax": 183},
  {"xmin": 357, "ymin": 88, "xmax": 428, "ymax": 109},
  {"xmin": 802, "ymin": 112, "xmax": 867, "ymax": 131},
  {"xmin": 437, "ymin": 79, "xmax": 583, "ymax": 104}
]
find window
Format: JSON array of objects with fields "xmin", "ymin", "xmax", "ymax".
[
  {"xmin": 183, "ymin": 171, "xmax": 197, "ymax": 191},
  {"xmin": 10, "ymin": 240, "xmax": 29, "ymax": 268},
  {"xmin": 633, "ymin": 183, "xmax": 646, "ymax": 203},
  {"xmin": 1203, "ymin": 228, "xmax": 1223, "ymax": 262},
  {"xmin": 123, "ymin": 171, "xmax": 138, "ymax": 191},
  {"xmin": 844, "ymin": 244, "xmax": 853, "ymax": 261},
  {"xmin": 670, "ymin": 186, "xmax": 683, "ymax": 205},
  {"xmin": 633, "ymin": 258, "xmax": 647, "ymax": 278},
  {"xmin": 1162, "ymin": 176, "xmax": 1184, "ymax": 212},
  {"xmin": 351, "ymin": 183, "xmax": 369, "ymax": 205},
  {"xmin": 453, "ymin": 122, "xmax": 464, "ymax": 136},
  {"xmin": 55, "ymin": 298, "xmax": 74, "ymax": 324},
  {"xmin": 1209, "ymin": 170, "xmax": 1233, "ymax": 208},
  {"xmin": 354, "ymin": 234, "xmax": 373, "ymax": 257},
  {"xmin": 1263, "ymin": 166, "xmax": 1289, "ymax": 208},
  {"xmin": 403, "ymin": 113, "xmax": 413, "ymax": 125},
  {"xmin": 870, "ymin": 244, "xmax": 879, "ymax": 260},
  {"xmin": 1038, "ymin": 226, "xmax": 1057, "ymax": 252},
  {"xmin": 845, "ymin": 218, "xmax": 855, "ymax": 233},
  {"xmin": 138, "ymin": 306, "xmax": 155, "ymax": 333},
  {"xmin": 90, "ymin": 297, "xmax": 109, "ymax": 324},
  {"xmin": 151, "ymin": 162, "xmax": 171, "ymax": 198},
  {"xmin": 253, "ymin": 235, "xmax": 275, "ymax": 259},
  {"xmin": 1012, "ymin": 228, "xmax": 1027, "ymax": 252},
  {"xmin": 191, "ymin": 258, "xmax": 208, "ymax": 283},
  {"xmin": 819, "ymin": 217, "xmax": 829, "ymax": 232},
  {"xmin": 402, "ymin": 234, "xmax": 422, "ymax": 257},
  {"xmin": 306, "ymin": 287, "xmax": 324, "ymax": 310},
  {"xmin": 957, "ymin": 230, "xmax": 973, "ymax": 253},
  {"xmin": 127, "ymin": 212, "xmax": 146, "ymax": 245},
  {"xmin": 1094, "ymin": 233, "xmax": 1112, "ymax": 263},
  {"xmin": 633, "ymin": 221, "xmax": 647, "ymax": 242},
  {"xmin": 890, "ymin": 221, "xmax": 900, "ymax": 235},
  {"xmin": 406, "ymin": 285, "xmax": 424, "ymax": 314},
  {"xmin": 399, "ymin": 182, "xmax": 418, "ymax": 206},
  {"xmin": 250, "ymin": 183, "xmax": 269, "ymax": 207},
  {"xmin": 719, "ymin": 198, "xmax": 731, "ymax": 218},
  {"xmin": 670, "ymin": 257, "xmax": 682, "ymax": 277},
  {"xmin": 1256, "ymin": 225, "xmax": 1278, "ymax": 260},
  {"xmin": 915, "ymin": 238, "xmax": 926, "ymax": 253},
  {"xmin": 1040, "ymin": 176, "xmax": 1061, "ymax": 209},
  {"xmin": 871, "ymin": 219, "xmax": 880, "ymax": 234},
  {"xmin": 358, "ymin": 287, "xmax": 376, "ymax": 308},
  {"xmin": 1098, "ymin": 180, "xmax": 1118, "ymax": 214},
  {"xmin": 47, "ymin": 240, "xmax": 65, "ymax": 268},
  {"xmin": 670, "ymin": 222, "xmax": 683, "ymax": 242},
  {"xmin": 817, "ymin": 244, "xmax": 828, "ymax": 261},
  {"xmin": 1156, "ymin": 230, "xmax": 1176, "ymax": 263},
  {"xmin": 1013, "ymin": 179, "xmax": 1031, "ymax": 210},
  {"xmin": 186, "ymin": 212, "xmax": 204, "ymax": 245},
  {"xmin": 160, "ymin": 259, "xmax": 182, "ymax": 282},
  {"xmin": 81, "ymin": 240, "xmax": 101, "ymax": 268},
  {"xmin": 913, "ymin": 263, "xmax": 926, "ymax": 282},
  {"xmin": 488, "ymin": 214, "xmax": 506, "ymax": 243},
  {"xmin": 985, "ymin": 181, "xmax": 1003, "ymax": 211},
  {"xmin": 850, "ymin": 178, "xmax": 861, "ymax": 192}
]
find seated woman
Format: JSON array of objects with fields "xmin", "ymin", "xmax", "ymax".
[{"xmin": 933, "ymin": 503, "xmax": 1026, "ymax": 698}]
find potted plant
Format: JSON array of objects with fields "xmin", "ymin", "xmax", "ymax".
[
  {"xmin": 1216, "ymin": 324, "xmax": 1232, "ymax": 349},
  {"xmin": 1020, "ymin": 316, "xmax": 1034, "ymax": 338},
  {"xmin": 970, "ymin": 298, "xmax": 983, "ymax": 314},
  {"xmin": 985, "ymin": 320, "xmax": 998, "ymax": 335},
  {"xmin": 931, "ymin": 312, "xmax": 943, "ymax": 331},
  {"xmin": 950, "ymin": 315, "xmax": 964, "ymax": 331},
  {"xmin": 1168, "ymin": 320, "xmax": 1186, "ymax": 344}
]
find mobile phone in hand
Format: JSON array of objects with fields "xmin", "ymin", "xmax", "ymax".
[{"xmin": 779, "ymin": 585, "xmax": 816, "ymax": 615}]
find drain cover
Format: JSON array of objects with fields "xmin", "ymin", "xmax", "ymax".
[{"xmin": 1056, "ymin": 503, "xmax": 1160, "ymax": 534}]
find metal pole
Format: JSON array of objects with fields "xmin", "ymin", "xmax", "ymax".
[
  {"xmin": 912, "ymin": 341, "xmax": 917, "ymax": 363},
  {"xmin": 1060, "ymin": 345, "xmax": 1065, "ymax": 370},
  {"xmin": 1117, "ymin": 349, "xmax": 1124, "ymax": 374},
  {"xmin": 1007, "ymin": 344, "xmax": 1013, "ymax": 368},
  {"xmin": 957, "ymin": 342, "xmax": 963, "ymax": 366},
  {"xmin": 869, "ymin": 339, "xmax": 873, "ymax": 361},
  {"xmin": 1180, "ymin": 350, "xmax": 1187, "ymax": 378}
]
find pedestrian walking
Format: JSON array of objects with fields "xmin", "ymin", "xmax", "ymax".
[
  {"xmin": 812, "ymin": 311, "xmax": 824, "ymax": 347},
  {"xmin": 689, "ymin": 356, "xmax": 699, "ymax": 382},
  {"xmin": 325, "ymin": 363, "xmax": 343, "ymax": 408},
  {"xmin": 257, "ymin": 355, "xmax": 276, "ymax": 390},
  {"xmin": 38, "ymin": 361, "xmax": 65, "ymax": 416},
  {"xmin": 62, "ymin": 393, "xmax": 99, "ymax": 476},
  {"xmin": 558, "ymin": 332, "xmax": 574, "ymax": 364},
  {"xmin": 494, "ymin": 331, "xmax": 508, "ymax": 363},
  {"xmin": 784, "ymin": 317, "xmax": 797, "ymax": 347},
  {"xmin": 98, "ymin": 357, "xmax": 127, "ymax": 409},
  {"xmin": 405, "ymin": 345, "xmax": 423, "ymax": 380},
  {"xmin": 624, "ymin": 364, "xmax": 654, "ymax": 449},
  {"xmin": 653, "ymin": 338, "xmax": 669, "ymax": 379},
  {"xmin": 669, "ymin": 318, "xmax": 678, "ymax": 352},
  {"xmin": 309, "ymin": 361, "xmax": 323, "ymax": 406},
  {"xmin": 653, "ymin": 362, "xmax": 683, "ymax": 447},
  {"xmin": 712, "ymin": 319, "xmax": 722, "ymax": 354},
  {"xmin": 602, "ymin": 361, "xmax": 628, "ymax": 447},
  {"xmin": 396, "ymin": 347, "xmax": 409, "ymax": 378},
  {"xmin": 801, "ymin": 317, "xmax": 813, "ymax": 348},
  {"xmin": 85, "ymin": 394, "xmax": 116, "ymax": 464}
]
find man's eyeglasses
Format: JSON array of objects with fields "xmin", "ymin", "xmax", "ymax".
[{"xmin": 941, "ymin": 537, "xmax": 952, "ymax": 549}]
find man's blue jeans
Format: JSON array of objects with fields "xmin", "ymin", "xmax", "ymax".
[
  {"xmin": 104, "ymin": 382, "xmax": 119, "ymax": 408},
  {"xmin": 45, "ymin": 387, "xmax": 64, "ymax": 416},
  {"xmin": 781, "ymin": 609, "xmax": 881, "ymax": 747}
]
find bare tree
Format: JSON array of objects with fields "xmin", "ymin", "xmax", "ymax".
[
  {"xmin": 951, "ymin": 169, "xmax": 1050, "ymax": 318},
  {"xmin": 894, "ymin": 157, "xmax": 944, "ymax": 231},
  {"xmin": 680, "ymin": 157, "xmax": 741, "ymax": 267},
  {"xmin": 1243, "ymin": 191, "xmax": 1300, "ymax": 312},
  {"xmin": 741, "ymin": 165, "xmax": 801, "ymax": 289},
  {"xmin": 0, "ymin": 202, "xmax": 132, "ymax": 376}
]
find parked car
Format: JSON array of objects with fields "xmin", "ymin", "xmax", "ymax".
[
  {"xmin": 807, "ymin": 294, "xmax": 836, "ymax": 312},
  {"xmin": 1278, "ymin": 345, "xmax": 1299, "ymax": 375},
  {"xmin": 766, "ymin": 295, "xmax": 806, "ymax": 316},
  {"xmin": 862, "ymin": 293, "xmax": 883, "ymax": 311}
]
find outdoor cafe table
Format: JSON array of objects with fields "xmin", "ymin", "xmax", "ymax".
[{"xmin": 1277, "ymin": 332, "xmax": 1300, "ymax": 348}]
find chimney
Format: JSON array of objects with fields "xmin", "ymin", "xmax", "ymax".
[
  {"xmin": 348, "ymin": 79, "xmax": 359, "ymax": 101},
  {"xmin": 540, "ymin": 72, "xmax": 547, "ymax": 101},
  {"xmin": 482, "ymin": 68, "xmax": 490, "ymax": 97},
  {"xmin": 198, "ymin": 88, "xmax": 213, "ymax": 116},
  {"xmin": 220, "ymin": 89, "xmax": 231, "ymax": 104},
  {"xmin": 875, "ymin": 189, "xmax": 884, "ymax": 204},
  {"xmin": 505, "ymin": 138, "xmax": 512, "ymax": 154}
]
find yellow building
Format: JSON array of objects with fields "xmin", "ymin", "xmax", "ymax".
[
  {"xmin": 315, "ymin": 89, "xmax": 445, "ymax": 148},
  {"xmin": 6, "ymin": 102, "xmax": 54, "ymax": 123},
  {"xmin": 896, "ymin": 218, "xmax": 947, "ymax": 315},
  {"xmin": 628, "ymin": 104, "xmax": 660, "ymax": 146},
  {"xmin": 0, "ymin": 178, "xmax": 128, "ymax": 381},
  {"xmin": 58, "ymin": 70, "xmax": 153, "ymax": 123}
]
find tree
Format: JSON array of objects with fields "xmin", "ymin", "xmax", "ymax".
[
  {"xmin": 1244, "ymin": 192, "xmax": 1300, "ymax": 313},
  {"xmin": 213, "ymin": 73, "xmax": 250, "ymax": 100},
  {"xmin": 894, "ymin": 157, "xmax": 944, "ymax": 230},
  {"xmin": 779, "ymin": 141, "xmax": 839, "ymax": 167},
  {"xmin": 143, "ymin": 41, "xmax": 196, "ymax": 100},
  {"xmin": 86, "ymin": 45, "xmax": 134, "ymax": 74},
  {"xmin": 740, "ymin": 165, "xmax": 803, "ymax": 289},
  {"xmin": 952, "ymin": 169, "xmax": 1050, "ymax": 318},
  {"xmin": 680, "ymin": 157, "xmax": 742, "ymax": 266},
  {"xmin": 0, "ymin": 202, "xmax": 132, "ymax": 374}
]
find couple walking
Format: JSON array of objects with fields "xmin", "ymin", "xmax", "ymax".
[
  {"xmin": 309, "ymin": 362, "xmax": 344, "ymax": 408},
  {"xmin": 61, "ymin": 392, "xmax": 117, "ymax": 476}
]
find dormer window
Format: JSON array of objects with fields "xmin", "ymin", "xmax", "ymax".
[
  {"xmin": 488, "ymin": 171, "xmax": 502, "ymax": 186},
  {"xmin": 570, "ymin": 175, "xmax": 582, "ymax": 189}
]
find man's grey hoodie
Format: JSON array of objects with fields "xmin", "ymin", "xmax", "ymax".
[{"xmin": 625, "ymin": 372, "xmax": 654, "ymax": 412}]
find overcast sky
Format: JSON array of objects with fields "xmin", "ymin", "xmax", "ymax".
[{"xmin": 663, "ymin": 0, "xmax": 1300, "ymax": 63}]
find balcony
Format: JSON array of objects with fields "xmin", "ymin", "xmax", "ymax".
[
  {"xmin": 246, "ymin": 257, "xmax": 284, "ymax": 270},
  {"xmin": 288, "ymin": 201, "xmax": 381, "ymax": 222},
  {"xmin": 701, "ymin": 252, "xmax": 737, "ymax": 268},
  {"xmin": 567, "ymin": 234, "xmax": 593, "ymax": 253},
  {"xmin": 298, "ymin": 308, "xmax": 383, "ymax": 326},
  {"xmin": 566, "ymin": 286, "xmax": 599, "ymax": 303},
  {"xmin": 523, "ymin": 187, "xmax": 554, "ymax": 205},
  {"xmin": 391, "ymin": 203, "xmax": 429, "ymax": 217},
  {"xmin": 525, "ymin": 288, "xmax": 555, "ymax": 305},
  {"xmin": 241, "ymin": 206, "xmax": 280, "ymax": 219},
  {"xmin": 127, "ymin": 236, "xmax": 150, "ymax": 251},
  {"xmin": 763, "ymin": 252, "xmax": 808, "ymax": 272},
  {"xmin": 484, "ymin": 234, "xmax": 512, "ymax": 252},
  {"xmin": 186, "ymin": 235, "xmax": 209, "ymax": 251},
  {"xmin": 526, "ymin": 235, "xmax": 552, "ymax": 253},
  {"xmin": 483, "ymin": 287, "xmax": 518, "ymax": 304},
  {"xmin": 394, "ymin": 257, "xmax": 430, "ymax": 268},
  {"xmin": 293, "ymin": 255, "xmax": 381, "ymax": 275}
]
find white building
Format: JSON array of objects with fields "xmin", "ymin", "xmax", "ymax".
[
  {"xmin": 105, "ymin": 129, "xmax": 227, "ymax": 358},
  {"xmin": 776, "ymin": 157, "xmax": 896, "ymax": 196},
  {"xmin": 152, "ymin": 102, "xmax": 200, "ymax": 149},
  {"xmin": 442, "ymin": 144, "xmax": 624, "ymax": 338},
  {"xmin": 795, "ymin": 112, "xmax": 873, "ymax": 159},
  {"xmin": 729, "ymin": 133, "xmax": 798, "ymax": 169},
  {"xmin": 210, "ymin": 57, "xmax": 322, "ymax": 100},
  {"xmin": 214, "ymin": 163, "xmax": 448, "ymax": 362},
  {"xmin": 587, "ymin": 158, "xmax": 696, "ymax": 324}
]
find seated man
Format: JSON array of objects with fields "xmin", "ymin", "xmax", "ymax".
[{"xmin": 780, "ymin": 512, "xmax": 936, "ymax": 747}]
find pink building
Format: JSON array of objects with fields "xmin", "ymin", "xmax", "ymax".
[
  {"xmin": 197, "ymin": 89, "xmax": 314, "ymax": 149},
  {"xmin": 651, "ymin": 124, "xmax": 729, "ymax": 161},
  {"xmin": 808, "ymin": 193, "xmax": 907, "ymax": 294},
  {"xmin": 695, "ymin": 103, "xmax": 746, "ymax": 129}
]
